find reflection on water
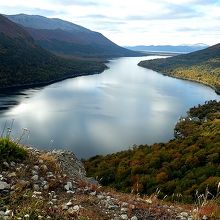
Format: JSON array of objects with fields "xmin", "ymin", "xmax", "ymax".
[{"xmin": 0, "ymin": 56, "xmax": 219, "ymax": 158}]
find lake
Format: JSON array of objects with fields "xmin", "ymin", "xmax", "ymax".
[{"xmin": 0, "ymin": 56, "xmax": 219, "ymax": 158}]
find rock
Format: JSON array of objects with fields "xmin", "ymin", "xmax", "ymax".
[
  {"xmin": 7, "ymin": 172, "xmax": 16, "ymax": 178},
  {"xmin": 4, "ymin": 210, "xmax": 12, "ymax": 216},
  {"xmin": 131, "ymin": 216, "xmax": 138, "ymax": 220},
  {"xmin": 34, "ymin": 165, "xmax": 39, "ymax": 170},
  {"xmin": 33, "ymin": 184, "xmax": 40, "ymax": 191},
  {"xmin": 180, "ymin": 212, "xmax": 188, "ymax": 218},
  {"xmin": 10, "ymin": 162, "xmax": 15, "ymax": 167},
  {"xmin": 66, "ymin": 201, "xmax": 73, "ymax": 206},
  {"xmin": 120, "ymin": 214, "xmax": 128, "ymax": 220},
  {"xmin": 97, "ymin": 194, "xmax": 105, "ymax": 200},
  {"xmin": 202, "ymin": 215, "xmax": 208, "ymax": 220},
  {"xmin": 0, "ymin": 181, "xmax": 10, "ymax": 190},
  {"xmin": 3, "ymin": 162, "xmax": 9, "ymax": 168},
  {"xmin": 90, "ymin": 191, "xmax": 96, "ymax": 196},
  {"xmin": 44, "ymin": 185, "xmax": 49, "ymax": 190},
  {"xmin": 121, "ymin": 202, "xmax": 128, "ymax": 207},
  {"xmin": 41, "ymin": 165, "xmax": 48, "ymax": 171},
  {"xmin": 18, "ymin": 180, "xmax": 30, "ymax": 187},
  {"xmin": 121, "ymin": 207, "xmax": 128, "ymax": 213},
  {"xmin": 67, "ymin": 205, "xmax": 80, "ymax": 214},
  {"xmin": 64, "ymin": 182, "xmax": 72, "ymax": 191},
  {"xmin": 66, "ymin": 190, "xmax": 75, "ymax": 194},
  {"xmin": 0, "ymin": 175, "xmax": 3, "ymax": 181},
  {"xmin": 39, "ymin": 159, "xmax": 44, "ymax": 164},
  {"xmin": 62, "ymin": 204, "xmax": 68, "ymax": 210},
  {"xmin": 24, "ymin": 214, "xmax": 30, "ymax": 218},
  {"xmin": 108, "ymin": 205, "xmax": 118, "ymax": 210},
  {"xmin": 31, "ymin": 175, "xmax": 39, "ymax": 181},
  {"xmin": 32, "ymin": 170, "xmax": 38, "ymax": 175},
  {"xmin": 73, "ymin": 205, "xmax": 80, "ymax": 212}
]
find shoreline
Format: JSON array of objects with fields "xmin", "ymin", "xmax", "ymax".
[
  {"xmin": 138, "ymin": 63, "xmax": 220, "ymax": 95},
  {"xmin": 0, "ymin": 68, "xmax": 107, "ymax": 92}
]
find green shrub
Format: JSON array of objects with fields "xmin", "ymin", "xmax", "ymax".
[{"xmin": 0, "ymin": 138, "xmax": 27, "ymax": 163}]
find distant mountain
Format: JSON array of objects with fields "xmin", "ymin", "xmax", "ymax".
[
  {"xmin": 0, "ymin": 15, "xmax": 106, "ymax": 89},
  {"xmin": 125, "ymin": 44, "xmax": 208, "ymax": 53},
  {"xmin": 138, "ymin": 43, "xmax": 220, "ymax": 94},
  {"xmin": 7, "ymin": 14, "xmax": 141, "ymax": 58}
]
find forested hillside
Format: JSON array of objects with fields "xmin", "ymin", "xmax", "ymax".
[
  {"xmin": 84, "ymin": 100, "xmax": 220, "ymax": 203},
  {"xmin": 138, "ymin": 44, "xmax": 220, "ymax": 94},
  {"xmin": 0, "ymin": 15, "xmax": 106, "ymax": 89}
]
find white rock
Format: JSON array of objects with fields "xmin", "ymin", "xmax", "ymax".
[
  {"xmin": 66, "ymin": 190, "xmax": 75, "ymax": 194},
  {"xmin": 131, "ymin": 216, "xmax": 138, "ymax": 220},
  {"xmin": 180, "ymin": 212, "xmax": 189, "ymax": 217},
  {"xmin": 66, "ymin": 201, "xmax": 73, "ymax": 206},
  {"xmin": 67, "ymin": 206, "xmax": 80, "ymax": 214},
  {"xmin": 121, "ymin": 207, "xmax": 128, "ymax": 213},
  {"xmin": 202, "ymin": 215, "xmax": 208, "ymax": 220},
  {"xmin": 62, "ymin": 204, "xmax": 68, "ymax": 210},
  {"xmin": 120, "ymin": 214, "xmax": 128, "ymax": 220},
  {"xmin": 97, "ymin": 194, "xmax": 105, "ymax": 199},
  {"xmin": 73, "ymin": 205, "xmax": 80, "ymax": 212},
  {"xmin": 34, "ymin": 165, "xmax": 39, "ymax": 170},
  {"xmin": 31, "ymin": 175, "xmax": 39, "ymax": 181},
  {"xmin": 121, "ymin": 202, "xmax": 128, "ymax": 207},
  {"xmin": 0, "ymin": 181, "xmax": 10, "ymax": 190},
  {"xmin": 90, "ymin": 191, "xmax": 96, "ymax": 196},
  {"xmin": 24, "ymin": 214, "xmax": 30, "ymax": 218},
  {"xmin": 4, "ymin": 210, "xmax": 12, "ymax": 216},
  {"xmin": 64, "ymin": 182, "xmax": 72, "ymax": 191}
]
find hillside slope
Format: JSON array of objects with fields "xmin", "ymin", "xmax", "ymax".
[
  {"xmin": 138, "ymin": 44, "xmax": 220, "ymax": 94},
  {"xmin": 0, "ymin": 15, "xmax": 106, "ymax": 89},
  {"xmin": 84, "ymin": 101, "xmax": 220, "ymax": 203},
  {"xmin": 7, "ymin": 14, "xmax": 141, "ymax": 58}
]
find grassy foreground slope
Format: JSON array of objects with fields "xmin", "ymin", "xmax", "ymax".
[
  {"xmin": 138, "ymin": 44, "xmax": 220, "ymax": 94},
  {"xmin": 0, "ymin": 15, "xmax": 106, "ymax": 89},
  {"xmin": 84, "ymin": 100, "xmax": 220, "ymax": 203}
]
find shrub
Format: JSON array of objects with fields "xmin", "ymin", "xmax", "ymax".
[{"xmin": 0, "ymin": 138, "xmax": 27, "ymax": 163}]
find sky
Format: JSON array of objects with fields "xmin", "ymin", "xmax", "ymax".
[{"xmin": 0, "ymin": 0, "xmax": 220, "ymax": 46}]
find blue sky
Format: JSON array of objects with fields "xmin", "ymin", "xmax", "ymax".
[{"xmin": 0, "ymin": 0, "xmax": 220, "ymax": 46}]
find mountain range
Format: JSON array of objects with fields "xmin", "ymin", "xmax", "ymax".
[
  {"xmin": 0, "ymin": 14, "xmax": 106, "ymax": 89},
  {"xmin": 126, "ymin": 44, "xmax": 208, "ymax": 53},
  {"xmin": 138, "ymin": 43, "xmax": 220, "ymax": 94},
  {"xmin": 6, "ymin": 14, "xmax": 140, "ymax": 58}
]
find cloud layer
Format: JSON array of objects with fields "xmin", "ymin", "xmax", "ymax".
[{"xmin": 0, "ymin": 0, "xmax": 219, "ymax": 46}]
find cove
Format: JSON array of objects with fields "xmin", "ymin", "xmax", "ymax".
[{"xmin": 0, "ymin": 56, "xmax": 219, "ymax": 158}]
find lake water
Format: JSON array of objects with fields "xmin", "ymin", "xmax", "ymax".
[{"xmin": 0, "ymin": 56, "xmax": 219, "ymax": 158}]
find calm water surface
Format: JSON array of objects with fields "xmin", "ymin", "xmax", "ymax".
[{"xmin": 0, "ymin": 56, "xmax": 219, "ymax": 158}]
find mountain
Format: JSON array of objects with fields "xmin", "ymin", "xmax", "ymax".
[
  {"xmin": 0, "ymin": 14, "xmax": 106, "ymax": 89},
  {"xmin": 6, "ymin": 14, "xmax": 141, "ymax": 58},
  {"xmin": 84, "ymin": 100, "xmax": 220, "ymax": 203},
  {"xmin": 138, "ymin": 43, "xmax": 220, "ymax": 94},
  {"xmin": 125, "ymin": 44, "xmax": 208, "ymax": 53}
]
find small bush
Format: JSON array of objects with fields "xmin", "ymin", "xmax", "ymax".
[{"xmin": 0, "ymin": 138, "xmax": 27, "ymax": 163}]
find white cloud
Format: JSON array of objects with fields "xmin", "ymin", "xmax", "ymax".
[{"xmin": 0, "ymin": 0, "xmax": 219, "ymax": 46}]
